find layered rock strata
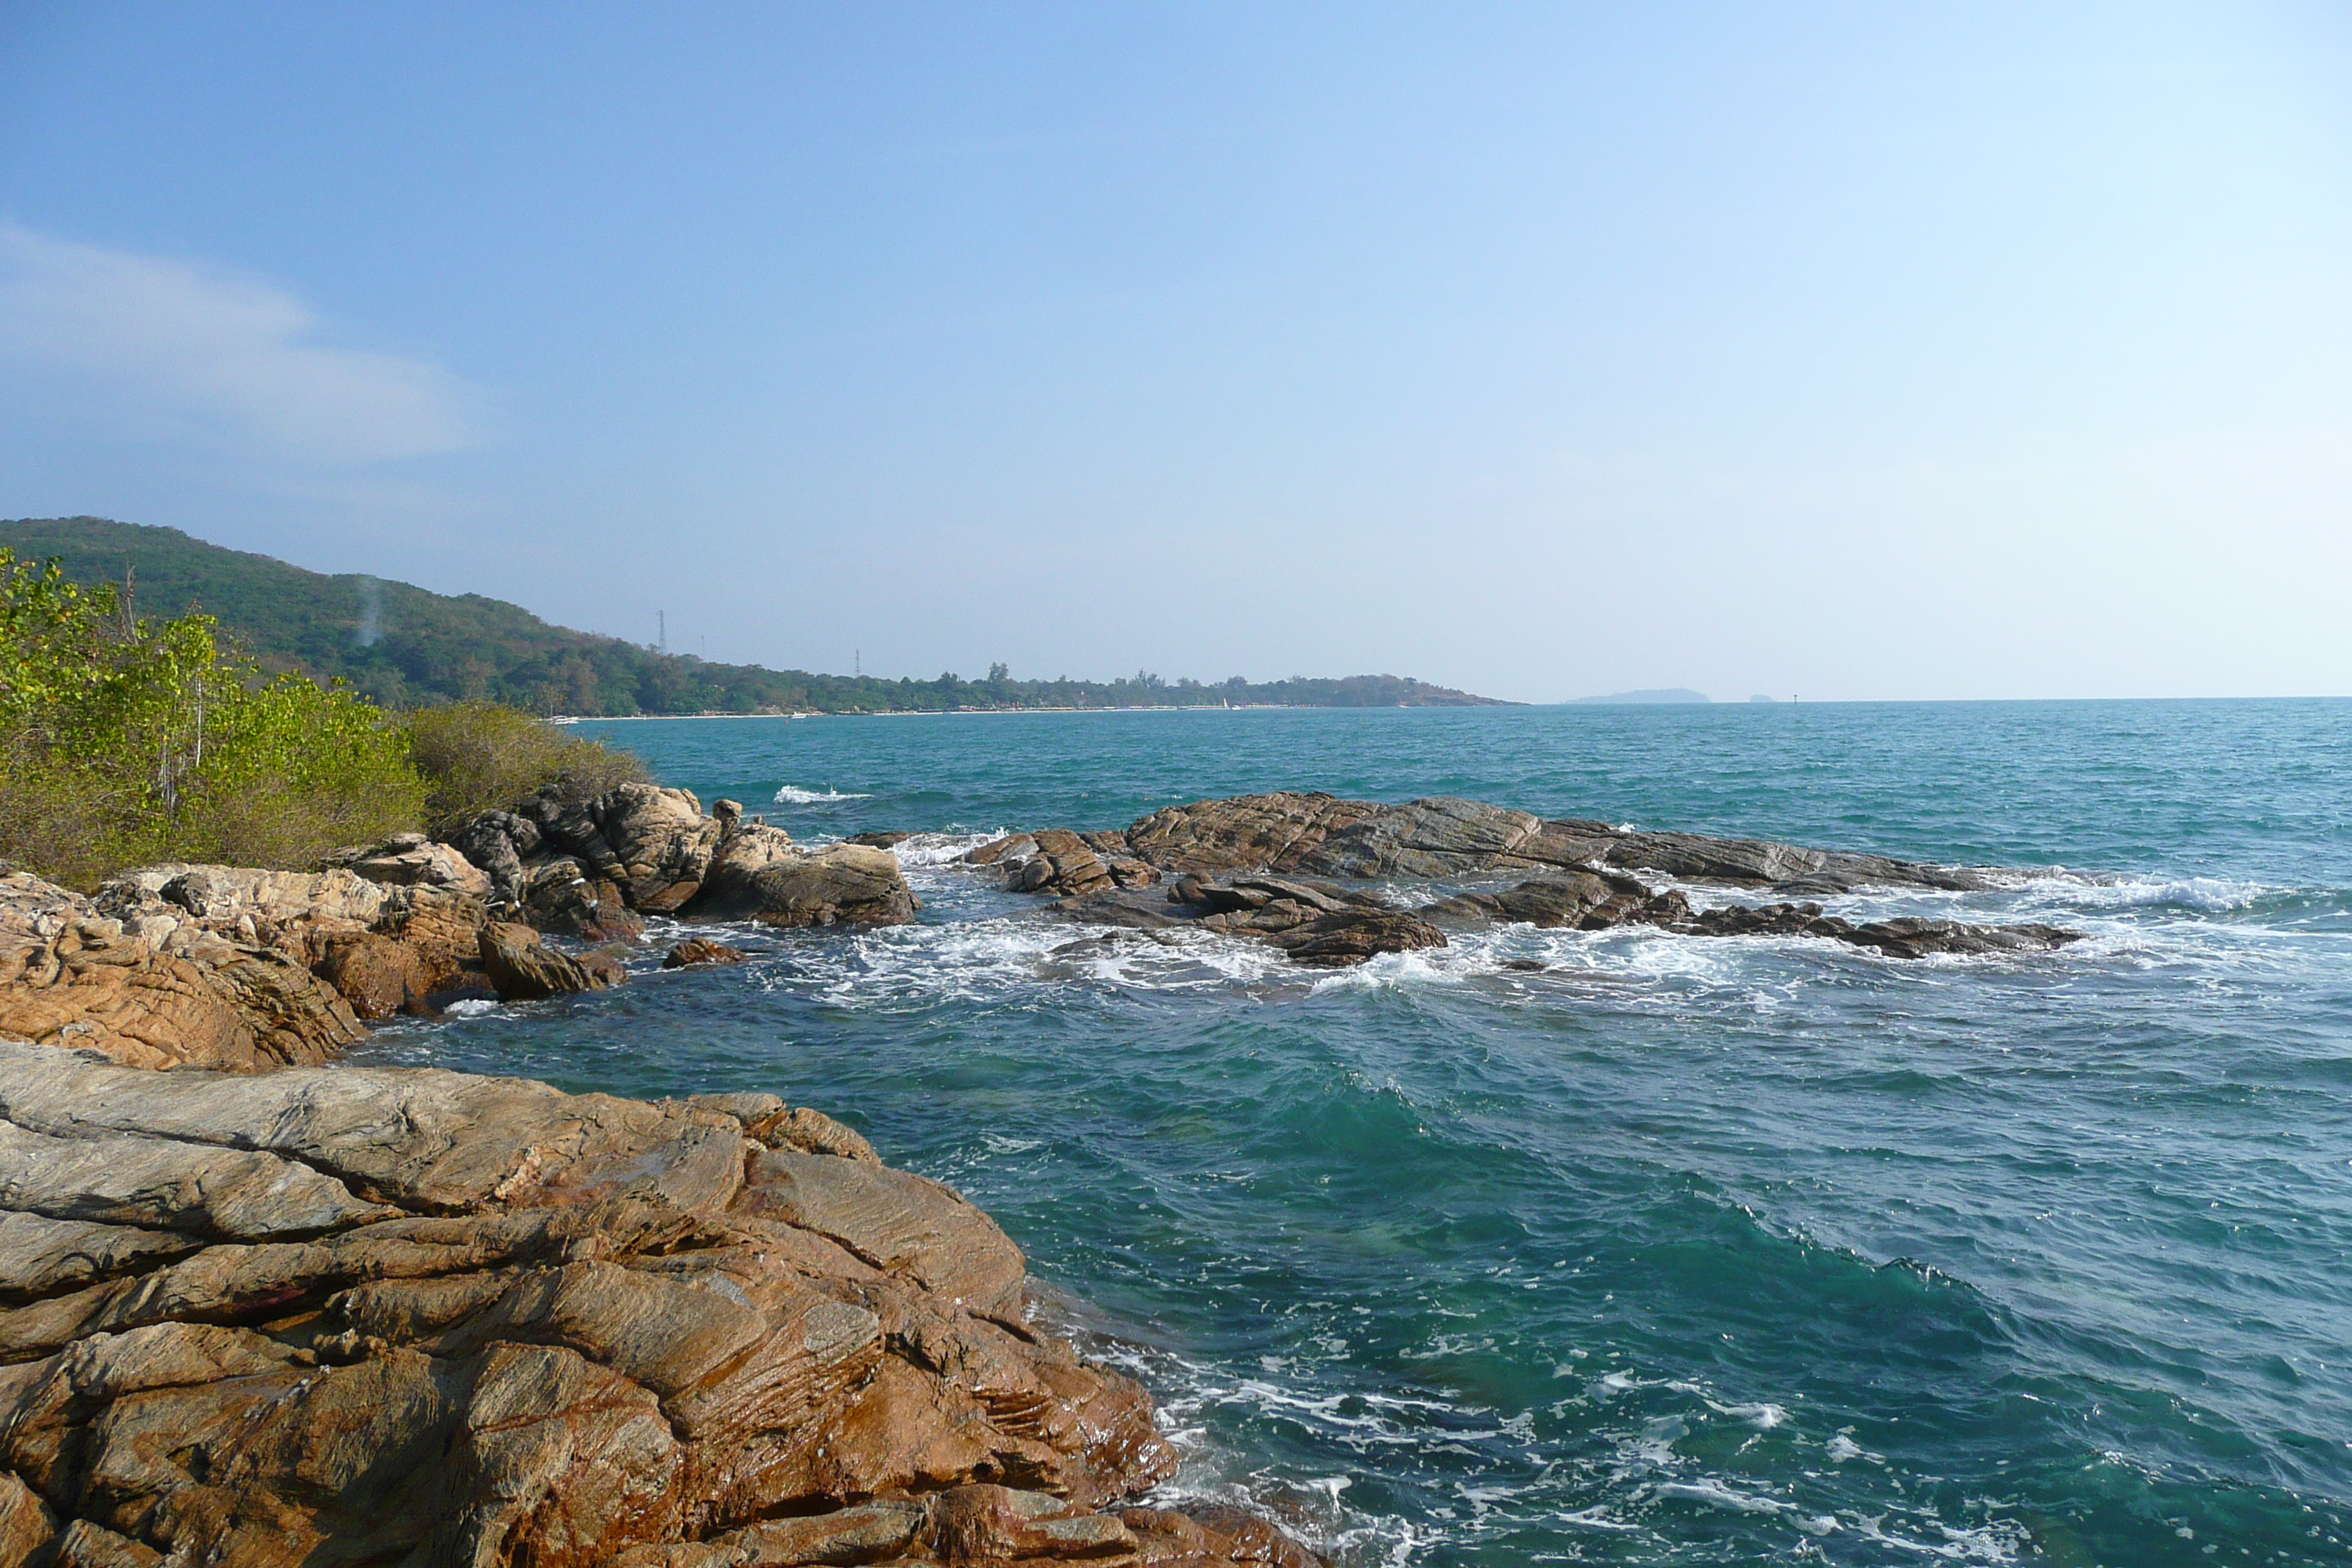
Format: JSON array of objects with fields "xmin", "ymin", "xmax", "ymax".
[
  {"xmin": 1112, "ymin": 792, "xmax": 1992, "ymax": 891},
  {"xmin": 965, "ymin": 794, "xmax": 2077, "ymax": 965},
  {"xmin": 0, "ymin": 1043, "xmax": 1304, "ymax": 1568},
  {"xmin": 0, "ymin": 870, "xmax": 364, "ymax": 1070}
]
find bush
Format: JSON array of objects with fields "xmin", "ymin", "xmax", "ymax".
[
  {"xmin": 0, "ymin": 548, "xmax": 425, "ymax": 888},
  {"xmin": 402, "ymin": 700, "xmax": 647, "ymax": 829}
]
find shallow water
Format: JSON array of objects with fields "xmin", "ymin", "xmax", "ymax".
[{"xmin": 358, "ymin": 701, "xmax": 2352, "ymax": 1566}]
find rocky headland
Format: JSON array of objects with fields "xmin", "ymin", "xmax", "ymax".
[{"xmin": 960, "ymin": 792, "xmax": 2079, "ymax": 965}]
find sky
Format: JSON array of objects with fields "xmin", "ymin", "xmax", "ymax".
[{"xmin": 1, "ymin": 3, "xmax": 2348, "ymax": 703}]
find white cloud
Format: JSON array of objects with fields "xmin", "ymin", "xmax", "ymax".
[{"xmin": 0, "ymin": 225, "xmax": 477, "ymax": 463}]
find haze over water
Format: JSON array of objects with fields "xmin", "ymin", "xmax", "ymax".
[{"xmin": 360, "ymin": 701, "xmax": 2352, "ymax": 1565}]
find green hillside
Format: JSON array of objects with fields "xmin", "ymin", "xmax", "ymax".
[{"xmin": 0, "ymin": 517, "xmax": 1509, "ymax": 715}]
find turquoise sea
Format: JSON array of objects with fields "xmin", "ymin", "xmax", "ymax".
[{"xmin": 358, "ymin": 701, "xmax": 2352, "ymax": 1566}]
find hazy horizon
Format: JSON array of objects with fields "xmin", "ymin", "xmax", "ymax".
[{"xmin": 3, "ymin": 4, "xmax": 2347, "ymax": 704}]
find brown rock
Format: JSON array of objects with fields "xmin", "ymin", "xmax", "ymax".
[
  {"xmin": 520, "ymin": 857, "xmax": 647, "ymax": 942},
  {"xmin": 0, "ymin": 1044, "xmax": 1295, "ymax": 1568},
  {"xmin": 663, "ymin": 938, "xmax": 747, "ymax": 969},
  {"xmin": 331, "ymin": 832, "xmax": 495, "ymax": 898},
  {"xmin": 0, "ymin": 872, "xmax": 362, "ymax": 1068},
  {"xmin": 1114, "ymin": 792, "xmax": 1994, "ymax": 892},
  {"xmin": 367, "ymin": 883, "xmax": 491, "ymax": 986},
  {"xmin": 1263, "ymin": 909, "xmax": 1447, "ymax": 967},
  {"xmin": 478, "ymin": 921, "xmax": 614, "ymax": 1002},
  {"xmin": 745, "ymin": 845, "xmax": 919, "ymax": 929},
  {"xmin": 316, "ymin": 932, "xmax": 433, "ymax": 1019},
  {"xmin": 688, "ymin": 823, "xmax": 802, "ymax": 918}
]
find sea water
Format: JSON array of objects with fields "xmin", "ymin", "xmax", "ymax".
[{"xmin": 356, "ymin": 701, "xmax": 2352, "ymax": 1566}]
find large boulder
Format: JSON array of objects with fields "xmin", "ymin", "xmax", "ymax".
[
  {"xmin": 440, "ymin": 808, "xmax": 544, "ymax": 906},
  {"xmin": 0, "ymin": 1044, "xmax": 1295, "ymax": 1568},
  {"xmin": 744, "ymin": 845, "xmax": 919, "ymax": 929},
  {"xmin": 525, "ymin": 783, "xmax": 724, "ymax": 912},
  {"xmin": 1, "ymin": 871, "xmax": 363, "ymax": 1068},
  {"xmin": 478, "ymin": 921, "xmax": 616, "ymax": 1002},
  {"xmin": 687, "ymin": 822, "xmax": 802, "ymax": 918},
  {"xmin": 328, "ymin": 832, "xmax": 494, "ymax": 898},
  {"xmin": 314, "ymin": 932, "xmax": 434, "ymax": 1019},
  {"xmin": 517, "ymin": 857, "xmax": 646, "ymax": 942}
]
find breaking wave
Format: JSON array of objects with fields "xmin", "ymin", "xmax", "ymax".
[{"xmin": 772, "ymin": 784, "xmax": 872, "ymax": 805}]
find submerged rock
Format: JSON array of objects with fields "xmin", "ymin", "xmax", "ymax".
[
  {"xmin": 663, "ymin": 937, "xmax": 748, "ymax": 969},
  {"xmin": 0, "ymin": 1043, "xmax": 1289, "ymax": 1568}
]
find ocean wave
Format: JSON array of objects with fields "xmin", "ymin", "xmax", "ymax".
[
  {"xmin": 772, "ymin": 784, "xmax": 873, "ymax": 805},
  {"xmin": 887, "ymin": 830, "xmax": 1005, "ymax": 867}
]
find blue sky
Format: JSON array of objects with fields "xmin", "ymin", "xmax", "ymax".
[{"xmin": 2, "ymin": 3, "xmax": 2346, "ymax": 701}]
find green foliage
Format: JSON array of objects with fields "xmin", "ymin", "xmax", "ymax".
[
  {"xmin": 402, "ymin": 700, "xmax": 647, "ymax": 829},
  {"xmin": 0, "ymin": 547, "xmax": 425, "ymax": 888},
  {"xmin": 0, "ymin": 517, "xmax": 1512, "ymax": 715}
]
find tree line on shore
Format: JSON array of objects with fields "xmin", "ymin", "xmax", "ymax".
[{"xmin": 0, "ymin": 518, "xmax": 1507, "ymax": 716}]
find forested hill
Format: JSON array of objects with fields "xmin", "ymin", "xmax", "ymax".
[{"xmin": 1, "ymin": 518, "xmax": 1511, "ymax": 715}]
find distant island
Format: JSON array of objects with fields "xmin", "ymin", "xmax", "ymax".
[
  {"xmin": 1, "ymin": 517, "xmax": 1512, "ymax": 716},
  {"xmin": 1569, "ymin": 687, "xmax": 1711, "ymax": 704}
]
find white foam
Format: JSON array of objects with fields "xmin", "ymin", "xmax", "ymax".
[
  {"xmin": 773, "ymin": 784, "xmax": 872, "ymax": 804},
  {"xmin": 889, "ymin": 830, "xmax": 1005, "ymax": 868},
  {"xmin": 442, "ymin": 998, "xmax": 500, "ymax": 1017},
  {"xmin": 1651, "ymin": 1479, "xmax": 1790, "ymax": 1514}
]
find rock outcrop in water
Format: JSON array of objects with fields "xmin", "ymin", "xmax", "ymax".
[
  {"xmin": 0, "ymin": 1041, "xmax": 1306, "ymax": 1568},
  {"xmin": 446, "ymin": 785, "xmax": 920, "ymax": 931},
  {"xmin": 965, "ymin": 794, "xmax": 2078, "ymax": 965},
  {"xmin": 1115, "ymin": 792, "xmax": 1990, "ymax": 892}
]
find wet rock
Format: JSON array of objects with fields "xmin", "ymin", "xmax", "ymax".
[
  {"xmin": 1112, "ymin": 792, "xmax": 1993, "ymax": 892},
  {"xmin": 1264, "ymin": 909, "xmax": 1447, "ymax": 966},
  {"xmin": 0, "ymin": 1043, "xmax": 1288, "ymax": 1568},
  {"xmin": 478, "ymin": 921, "xmax": 614, "ymax": 1002},
  {"xmin": 1670, "ymin": 903, "xmax": 2081, "ymax": 957},
  {"xmin": 519, "ymin": 856, "xmax": 647, "ymax": 942},
  {"xmin": 578, "ymin": 943, "xmax": 632, "ymax": 987},
  {"xmin": 316, "ymin": 932, "xmax": 434, "ymax": 1019},
  {"xmin": 743, "ymin": 845, "xmax": 919, "ymax": 929},
  {"xmin": 845, "ymin": 830, "xmax": 912, "ymax": 849},
  {"xmin": 688, "ymin": 822, "xmax": 802, "ymax": 919},
  {"xmin": 1419, "ymin": 869, "xmax": 1666, "ymax": 930},
  {"xmin": 663, "ymin": 938, "xmax": 747, "ymax": 969}
]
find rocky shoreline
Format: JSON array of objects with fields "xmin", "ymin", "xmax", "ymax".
[{"xmin": 0, "ymin": 785, "xmax": 2083, "ymax": 1564}]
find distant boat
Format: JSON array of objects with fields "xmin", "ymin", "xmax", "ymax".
[{"xmin": 547, "ymin": 715, "xmax": 579, "ymax": 725}]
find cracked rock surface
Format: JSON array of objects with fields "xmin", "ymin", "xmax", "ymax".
[
  {"xmin": 965, "ymin": 794, "xmax": 2078, "ymax": 965},
  {"xmin": 0, "ymin": 1042, "xmax": 1301, "ymax": 1568}
]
